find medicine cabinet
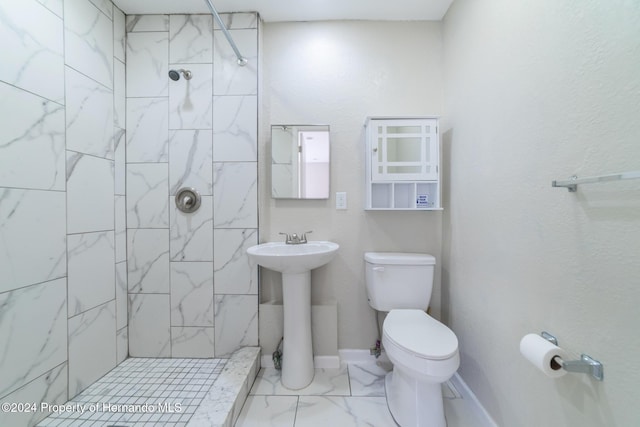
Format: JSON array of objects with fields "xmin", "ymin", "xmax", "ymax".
[
  {"xmin": 271, "ymin": 125, "xmax": 330, "ymax": 199},
  {"xmin": 364, "ymin": 117, "xmax": 441, "ymax": 210}
]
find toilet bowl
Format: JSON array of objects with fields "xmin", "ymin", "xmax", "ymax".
[
  {"xmin": 364, "ymin": 252, "xmax": 460, "ymax": 427},
  {"xmin": 383, "ymin": 309, "xmax": 459, "ymax": 427}
]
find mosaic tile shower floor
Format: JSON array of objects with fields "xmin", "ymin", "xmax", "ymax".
[{"xmin": 37, "ymin": 358, "xmax": 227, "ymax": 427}]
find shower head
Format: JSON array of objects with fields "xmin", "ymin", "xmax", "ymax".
[{"xmin": 168, "ymin": 69, "xmax": 192, "ymax": 81}]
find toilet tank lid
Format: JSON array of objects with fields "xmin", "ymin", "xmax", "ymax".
[{"xmin": 364, "ymin": 252, "xmax": 436, "ymax": 266}]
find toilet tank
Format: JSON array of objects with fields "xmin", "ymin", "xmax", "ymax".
[{"xmin": 364, "ymin": 252, "xmax": 436, "ymax": 311}]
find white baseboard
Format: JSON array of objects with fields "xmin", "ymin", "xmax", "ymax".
[
  {"xmin": 260, "ymin": 349, "xmax": 391, "ymax": 369},
  {"xmin": 260, "ymin": 355, "xmax": 272, "ymax": 368},
  {"xmin": 260, "ymin": 355, "xmax": 340, "ymax": 369},
  {"xmin": 450, "ymin": 373, "xmax": 498, "ymax": 427},
  {"xmin": 338, "ymin": 348, "xmax": 390, "ymax": 364},
  {"xmin": 314, "ymin": 355, "xmax": 340, "ymax": 369}
]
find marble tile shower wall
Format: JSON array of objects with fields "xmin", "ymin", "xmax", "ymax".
[
  {"xmin": 125, "ymin": 13, "xmax": 259, "ymax": 359},
  {"xmin": 0, "ymin": 0, "xmax": 127, "ymax": 425}
]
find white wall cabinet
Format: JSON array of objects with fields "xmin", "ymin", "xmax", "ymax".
[{"xmin": 365, "ymin": 117, "xmax": 441, "ymax": 210}]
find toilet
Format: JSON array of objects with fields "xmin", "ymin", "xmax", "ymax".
[{"xmin": 364, "ymin": 252, "xmax": 459, "ymax": 427}]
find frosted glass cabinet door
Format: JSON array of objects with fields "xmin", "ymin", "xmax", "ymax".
[{"xmin": 370, "ymin": 118, "xmax": 438, "ymax": 181}]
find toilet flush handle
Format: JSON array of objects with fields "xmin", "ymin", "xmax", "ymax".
[{"xmin": 373, "ymin": 266, "xmax": 385, "ymax": 272}]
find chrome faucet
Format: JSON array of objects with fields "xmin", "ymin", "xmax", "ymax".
[{"xmin": 279, "ymin": 231, "xmax": 313, "ymax": 244}]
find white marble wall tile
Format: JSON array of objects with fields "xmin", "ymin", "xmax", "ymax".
[
  {"xmin": 170, "ymin": 262, "xmax": 214, "ymax": 327},
  {"xmin": 0, "ymin": 278, "xmax": 67, "ymax": 398},
  {"xmin": 114, "ymin": 60, "xmax": 126, "ymax": 129},
  {"xmin": 36, "ymin": 0, "xmax": 63, "ymax": 18},
  {"xmin": 214, "ymin": 229, "xmax": 258, "ymax": 295},
  {"xmin": 89, "ymin": 0, "xmax": 112, "ymax": 19},
  {"xmin": 115, "ymin": 195, "xmax": 126, "ymax": 262},
  {"xmin": 64, "ymin": 0, "xmax": 113, "ymax": 89},
  {"xmin": 294, "ymin": 396, "xmax": 396, "ymax": 426},
  {"xmin": 66, "ymin": 152, "xmax": 114, "ymax": 234},
  {"xmin": 127, "ymin": 228, "xmax": 170, "ymax": 293},
  {"xmin": 169, "ymin": 130, "xmax": 213, "ymax": 195},
  {"xmin": 68, "ymin": 300, "xmax": 117, "ymax": 398},
  {"xmin": 113, "ymin": 6, "xmax": 125, "ymax": 61},
  {"xmin": 0, "ymin": 83, "xmax": 65, "ymax": 190},
  {"xmin": 126, "ymin": 15, "xmax": 169, "ymax": 32},
  {"xmin": 170, "ymin": 195, "xmax": 213, "ymax": 261},
  {"xmin": 214, "ymin": 295, "xmax": 258, "ymax": 357},
  {"xmin": 171, "ymin": 327, "xmax": 215, "ymax": 358},
  {"xmin": 114, "ymin": 128, "xmax": 126, "ymax": 195},
  {"xmin": 126, "ymin": 163, "xmax": 169, "ymax": 228},
  {"xmin": 213, "ymin": 29, "xmax": 257, "ymax": 96},
  {"xmin": 169, "ymin": 63, "xmax": 213, "ymax": 129},
  {"xmin": 169, "ymin": 15, "xmax": 213, "ymax": 63},
  {"xmin": 126, "ymin": 32, "xmax": 169, "ymax": 97},
  {"xmin": 126, "ymin": 97, "xmax": 169, "ymax": 162},
  {"xmin": 116, "ymin": 326, "xmax": 128, "ymax": 364},
  {"xmin": 65, "ymin": 67, "xmax": 114, "ymax": 159},
  {"xmin": 0, "ymin": 189, "xmax": 66, "ymax": 293},
  {"xmin": 0, "ymin": 0, "xmax": 64, "ymax": 103},
  {"xmin": 0, "ymin": 363, "xmax": 66, "ymax": 427},
  {"xmin": 67, "ymin": 231, "xmax": 115, "ymax": 316},
  {"xmin": 115, "ymin": 261, "xmax": 127, "ymax": 329},
  {"xmin": 213, "ymin": 162, "xmax": 257, "ymax": 228},
  {"xmin": 216, "ymin": 13, "xmax": 258, "ymax": 30},
  {"xmin": 235, "ymin": 395, "xmax": 298, "ymax": 427},
  {"xmin": 128, "ymin": 293, "xmax": 171, "ymax": 357},
  {"xmin": 213, "ymin": 95, "xmax": 257, "ymax": 161}
]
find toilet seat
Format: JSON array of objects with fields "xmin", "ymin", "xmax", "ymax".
[{"xmin": 383, "ymin": 309, "xmax": 458, "ymax": 360}]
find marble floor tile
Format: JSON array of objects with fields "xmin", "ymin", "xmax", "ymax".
[
  {"xmin": 235, "ymin": 396, "xmax": 298, "ymax": 427},
  {"xmin": 237, "ymin": 363, "xmax": 481, "ymax": 427},
  {"xmin": 250, "ymin": 367, "xmax": 350, "ymax": 397},
  {"xmin": 295, "ymin": 396, "xmax": 395, "ymax": 427},
  {"xmin": 347, "ymin": 362, "xmax": 391, "ymax": 397}
]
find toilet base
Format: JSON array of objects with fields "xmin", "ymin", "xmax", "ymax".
[{"xmin": 385, "ymin": 369, "xmax": 446, "ymax": 427}]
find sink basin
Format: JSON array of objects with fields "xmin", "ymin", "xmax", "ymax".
[
  {"xmin": 246, "ymin": 241, "xmax": 339, "ymax": 274},
  {"xmin": 246, "ymin": 240, "xmax": 339, "ymax": 390}
]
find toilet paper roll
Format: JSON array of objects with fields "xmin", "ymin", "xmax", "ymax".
[{"xmin": 519, "ymin": 334, "xmax": 567, "ymax": 378}]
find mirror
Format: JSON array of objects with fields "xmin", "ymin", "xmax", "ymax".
[{"xmin": 271, "ymin": 125, "xmax": 330, "ymax": 199}]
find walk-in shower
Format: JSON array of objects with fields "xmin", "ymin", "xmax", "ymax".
[
  {"xmin": 1, "ymin": 0, "xmax": 259, "ymax": 423},
  {"xmin": 204, "ymin": 0, "xmax": 248, "ymax": 65},
  {"xmin": 168, "ymin": 69, "xmax": 192, "ymax": 81}
]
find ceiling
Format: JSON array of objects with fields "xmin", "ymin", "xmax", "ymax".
[{"xmin": 112, "ymin": 0, "xmax": 454, "ymax": 22}]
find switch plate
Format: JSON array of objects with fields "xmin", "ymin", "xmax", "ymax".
[{"xmin": 336, "ymin": 192, "xmax": 347, "ymax": 210}]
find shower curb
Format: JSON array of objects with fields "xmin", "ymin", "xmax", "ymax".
[{"xmin": 187, "ymin": 347, "xmax": 261, "ymax": 427}]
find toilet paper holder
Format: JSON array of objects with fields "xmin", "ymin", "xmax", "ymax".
[{"xmin": 541, "ymin": 331, "xmax": 604, "ymax": 381}]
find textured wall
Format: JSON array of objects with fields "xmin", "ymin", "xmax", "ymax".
[
  {"xmin": 261, "ymin": 21, "xmax": 444, "ymax": 349},
  {"xmin": 442, "ymin": 1, "xmax": 640, "ymax": 425},
  {"xmin": 0, "ymin": 0, "xmax": 127, "ymax": 425}
]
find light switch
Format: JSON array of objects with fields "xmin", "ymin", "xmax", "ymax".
[{"xmin": 336, "ymin": 192, "xmax": 347, "ymax": 210}]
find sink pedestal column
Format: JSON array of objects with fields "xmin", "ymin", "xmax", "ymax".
[{"xmin": 281, "ymin": 271, "xmax": 314, "ymax": 389}]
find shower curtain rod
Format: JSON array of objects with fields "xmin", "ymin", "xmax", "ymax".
[{"xmin": 203, "ymin": 0, "xmax": 248, "ymax": 66}]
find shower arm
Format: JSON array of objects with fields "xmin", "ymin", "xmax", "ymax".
[{"xmin": 203, "ymin": 0, "xmax": 248, "ymax": 66}]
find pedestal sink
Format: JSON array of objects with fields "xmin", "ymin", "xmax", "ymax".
[{"xmin": 247, "ymin": 241, "xmax": 339, "ymax": 389}]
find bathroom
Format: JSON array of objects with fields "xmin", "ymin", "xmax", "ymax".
[{"xmin": 1, "ymin": 0, "xmax": 639, "ymax": 426}]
